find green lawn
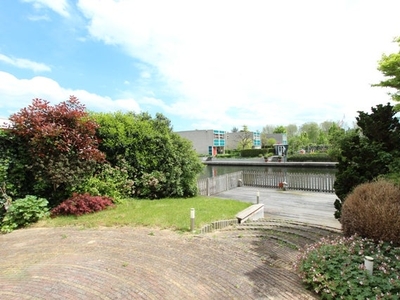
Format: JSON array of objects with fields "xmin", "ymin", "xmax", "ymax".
[{"xmin": 38, "ymin": 196, "xmax": 251, "ymax": 232}]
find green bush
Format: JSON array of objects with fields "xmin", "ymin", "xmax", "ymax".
[
  {"xmin": 341, "ymin": 180, "xmax": 400, "ymax": 245},
  {"xmin": 215, "ymin": 153, "xmax": 234, "ymax": 158},
  {"xmin": 93, "ymin": 112, "xmax": 203, "ymax": 199},
  {"xmin": 1, "ymin": 195, "xmax": 49, "ymax": 233},
  {"xmin": 287, "ymin": 153, "xmax": 336, "ymax": 162},
  {"xmin": 135, "ymin": 171, "xmax": 167, "ymax": 199},
  {"xmin": 296, "ymin": 235, "xmax": 400, "ymax": 299},
  {"xmin": 240, "ymin": 149, "xmax": 268, "ymax": 157},
  {"xmin": 74, "ymin": 163, "xmax": 134, "ymax": 203}
]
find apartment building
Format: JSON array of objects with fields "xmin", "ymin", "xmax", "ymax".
[
  {"xmin": 176, "ymin": 129, "xmax": 226, "ymax": 156},
  {"xmin": 225, "ymin": 131, "xmax": 261, "ymax": 150}
]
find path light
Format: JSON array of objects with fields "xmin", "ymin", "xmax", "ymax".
[
  {"xmin": 190, "ymin": 208, "xmax": 195, "ymax": 233},
  {"xmin": 364, "ymin": 256, "xmax": 374, "ymax": 275},
  {"xmin": 257, "ymin": 191, "xmax": 260, "ymax": 204}
]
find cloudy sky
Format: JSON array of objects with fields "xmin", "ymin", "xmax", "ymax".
[{"xmin": 1, "ymin": 0, "xmax": 400, "ymax": 132}]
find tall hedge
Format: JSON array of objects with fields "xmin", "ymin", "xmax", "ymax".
[{"xmin": 92, "ymin": 112, "xmax": 203, "ymax": 199}]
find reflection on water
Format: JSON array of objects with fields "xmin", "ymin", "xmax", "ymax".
[{"xmin": 198, "ymin": 165, "xmax": 337, "ymax": 179}]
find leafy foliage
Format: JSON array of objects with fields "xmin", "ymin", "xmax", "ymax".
[
  {"xmin": 92, "ymin": 111, "xmax": 203, "ymax": 199},
  {"xmin": 1, "ymin": 195, "xmax": 49, "ymax": 233},
  {"xmin": 333, "ymin": 103, "xmax": 400, "ymax": 219},
  {"xmin": 0, "ymin": 129, "xmax": 20, "ymax": 198},
  {"xmin": 7, "ymin": 96, "xmax": 105, "ymax": 205},
  {"xmin": 373, "ymin": 37, "xmax": 400, "ymax": 105},
  {"xmin": 237, "ymin": 125, "xmax": 253, "ymax": 150},
  {"xmin": 74, "ymin": 160, "xmax": 134, "ymax": 202},
  {"xmin": 272, "ymin": 125, "xmax": 286, "ymax": 134},
  {"xmin": 296, "ymin": 235, "xmax": 400, "ymax": 299},
  {"xmin": 287, "ymin": 153, "xmax": 335, "ymax": 162},
  {"xmin": 326, "ymin": 123, "xmax": 346, "ymax": 161},
  {"xmin": 341, "ymin": 180, "xmax": 400, "ymax": 245},
  {"xmin": 240, "ymin": 149, "xmax": 268, "ymax": 158},
  {"xmin": 50, "ymin": 193, "xmax": 114, "ymax": 217}
]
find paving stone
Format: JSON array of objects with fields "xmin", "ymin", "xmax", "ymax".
[{"xmin": 0, "ymin": 220, "xmax": 337, "ymax": 300}]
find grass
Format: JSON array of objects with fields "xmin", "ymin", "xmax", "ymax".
[{"xmin": 36, "ymin": 196, "xmax": 251, "ymax": 232}]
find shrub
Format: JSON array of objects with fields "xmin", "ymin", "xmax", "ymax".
[
  {"xmin": 135, "ymin": 171, "xmax": 166, "ymax": 199},
  {"xmin": 7, "ymin": 97, "xmax": 105, "ymax": 205},
  {"xmin": 341, "ymin": 180, "xmax": 400, "ymax": 245},
  {"xmin": 50, "ymin": 193, "xmax": 114, "ymax": 217},
  {"xmin": 240, "ymin": 149, "xmax": 268, "ymax": 158},
  {"xmin": 296, "ymin": 235, "xmax": 400, "ymax": 299},
  {"xmin": 93, "ymin": 112, "xmax": 203, "ymax": 199},
  {"xmin": 287, "ymin": 153, "xmax": 335, "ymax": 162},
  {"xmin": 1, "ymin": 195, "xmax": 49, "ymax": 233},
  {"xmin": 74, "ymin": 162, "xmax": 134, "ymax": 203}
]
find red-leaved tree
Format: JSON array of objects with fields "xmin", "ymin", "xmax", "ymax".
[{"xmin": 9, "ymin": 96, "xmax": 105, "ymax": 204}]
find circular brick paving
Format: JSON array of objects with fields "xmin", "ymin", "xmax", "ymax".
[{"xmin": 0, "ymin": 224, "xmax": 323, "ymax": 299}]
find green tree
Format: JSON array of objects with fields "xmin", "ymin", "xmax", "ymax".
[
  {"xmin": 333, "ymin": 103, "xmax": 400, "ymax": 219},
  {"xmin": 261, "ymin": 125, "xmax": 275, "ymax": 148},
  {"xmin": 92, "ymin": 111, "xmax": 203, "ymax": 199},
  {"xmin": 273, "ymin": 125, "xmax": 286, "ymax": 134},
  {"xmin": 300, "ymin": 122, "xmax": 319, "ymax": 144},
  {"xmin": 237, "ymin": 125, "xmax": 253, "ymax": 150},
  {"xmin": 319, "ymin": 121, "xmax": 335, "ymax": 134},
  {"xmin": 326, "ymin": 123, "xmax": 346, "ymax": 161},
  {"xmin": 262, "ymin": 125, "xmax": 276, "ymax": 134},
  {"xmin": 373, "ymin": 37, "xmax": 400, "ymax": 106},
  {"xmin": 286, "ymin": 124, "xmax": 298, "ymax": 139}
]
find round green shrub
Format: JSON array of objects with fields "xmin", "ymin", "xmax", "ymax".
[{"xmin": 341, "ymin": 180, "xmax": 400, "ymax": 245}]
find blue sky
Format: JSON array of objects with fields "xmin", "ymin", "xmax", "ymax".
[{"xmin": 1, "ymin": 0, "xmax": 400, "ymax": 132}]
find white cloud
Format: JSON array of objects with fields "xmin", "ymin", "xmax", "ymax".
[
  {"xmin": 0, "ymin": 71, "xmax": 140, "ymax": 117},
  {"xmin": 27, "ymin": 14, "xmax": 50, "ymax": 21},
  {"xmin": 75, "ymin": 0, "xmax": 400, "ymax": 129},
  {"xmin": 22, "ymin": 0, "xmax": 70, "ymax": 18},
  {"xmin": 0, "ymin": 54, "xmax": 51, "ymax": 72}
]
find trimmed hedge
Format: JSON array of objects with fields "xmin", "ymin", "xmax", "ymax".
[
  {"xmin": 240, "ymin": 149, "xmax": 271, "ymax": 157},
  {"xmin": 287, "ymin": 153, "xmax": 336, "ymax": 162}
]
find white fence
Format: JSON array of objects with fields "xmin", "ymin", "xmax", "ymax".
[
  {"xmin": 197, "ymin": 170, "xmax": 335, "ymax": 196},
  {"xmin": 242, "ymin": 170, "xmax": 335, "ymax": 193},
  {"xmin": 197, "ymin": 171, "xmax": 243, "ymax": 196}
]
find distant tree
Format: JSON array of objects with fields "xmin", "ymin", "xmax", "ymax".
[
  {"xmin": 238, "ymin": 125, "xmax": 253, "ymax": 150},
  {"xmin": 92, "ymin": 111, "xmax": 203, "ymax": 199},
  {"xmin": 262, "ymin": 125, "xmax": 276, "ymax": 134},
  {"xmin": 300, "ymin": 122, "xmax": 319, "ymax": 144},
  {"xmin": 286, "ymin": 124, "xmax": 298, "ymax": 139},
  {"xmin": 333, "ymin": 103, "xmax": 400, "ymax": 219},
  {"xmin": 373, "ymin": 37, "xmax": 400, "ymax": 107},
  {"xmin": 316, "ymin": 130, "xmax": 328, "ymax": 145},
  {"xmin": 273, "ymin": 125, "xmax": 286, "ymax": 134},
  {"xmin": 326, "ymin": 123, "xmax": 346, "ymax": 161},
  {"xmin": 261, "ymin": 125, "xmax": 275, "ymax": 148},
  {"xmin": 7, "ymin": 96, "xmax": 104, "ymax": 205},
  {"xmin": 231, "ymin": 126, "xmax": 239, "ymax": 133},
  {"xmin": 320, "ymin": 121, "xmax": 335, "ymax": 134}
]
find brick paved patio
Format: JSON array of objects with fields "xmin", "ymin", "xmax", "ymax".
[{"xmin": 0, "ymin": 224, "xmax": 323, "ymax": 300}]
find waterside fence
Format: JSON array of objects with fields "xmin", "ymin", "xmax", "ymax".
[{"xmin": 197, "ymin": 170, "xmax": 335, "ymax": 196}]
